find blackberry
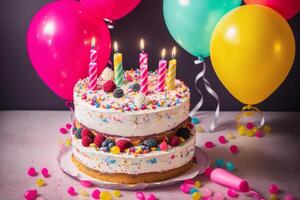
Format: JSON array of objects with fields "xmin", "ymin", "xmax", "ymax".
[
  {"xmin": 176, "ymin": 128, "xmax": 190, "ymax": 140},
  {"xmin": 74, "ymin": 128, "xmax": 83, "ymax": 139},
  {"xmin": 143, "ymin": 138, "xmax": 158, "ymax": 148},
  {"xmin": 131, "ymin": 83, "xmax": 141, "ymax": 92},
  {"xmin": 113, "ymin": 87, "xmax": 124, "ymax": 98}
]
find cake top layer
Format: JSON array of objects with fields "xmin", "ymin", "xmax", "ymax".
[{"xmin": 74, "ymin": 68, "xmax": 190, "ymax": 113}]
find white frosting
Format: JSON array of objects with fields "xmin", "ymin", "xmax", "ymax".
[
  {"xmin": 72, "ymin": 131, "xmax": 195, "ymax": 174},
  {"xmin": 100, "ymin": 67, "xmax": 114, "ymax": 81},
  {"xmin": 134, "ymin": 93, "xmax": 149, "ymax": 107},
  {"xmin": 74, "ymin": 98, "xmax": 190, "ymax": 137}
]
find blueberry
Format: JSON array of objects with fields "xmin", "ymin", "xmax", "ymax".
[
  {"xmin": 102, "ymin": 139, "xmax": 114, "ymax": 147},
  {"xmin": 144, "ymin": 146, "xmax": 151, "ymax": 151},
  {"xmin": 102, "ymin": 140, "xmax": 109, "ymax": 147},
  {"xmin": 108, "ymin": 141, "xmax": 115, "ymax": 148}
]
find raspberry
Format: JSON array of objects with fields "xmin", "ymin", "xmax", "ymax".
[
  {"xmin": 116, "ymin": 140, "xmax": 131, "ymax": 152},
  {"xmin": 81, "ymin": 128, "xmax": 94, "ymax": 139},
  {"xmin": 103, "ymin": 80, "xmax": 116, "ymax": 92},
  {"xmin": 143, "ymin": 138, "xmax": 158, "ymax": 148},
  {"xmin": 82, "ymin": 136, "xmax": 93, "ymax": 147},
  {"xmin": 170, "ymin": 136, "xmax": 179, "ymax": 147},
  {"xmin": 113, "ymin": 88, "xmax": 124, "ymax": 98},
  {"xmin": 176, "ymin": 128, "xmax": 190, "ymax": 140},
  {"xmin": 94, "ymin": 134, "xmax": 106, "ymax": 147}
]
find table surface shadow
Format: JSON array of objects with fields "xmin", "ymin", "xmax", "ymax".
[{"xmin": 0, "ymin": 111, "xmax": 299, "ymax": 200}]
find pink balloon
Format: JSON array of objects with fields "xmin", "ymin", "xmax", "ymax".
[
  {"xmin": 81, "ymin": 0, "xmax": 141, "ymax": 20},
  {"xmin": 245, "ymin": 0, "xmax": 300, "ymax": 20},
  {"xmin": 27, "ymin": 1, "xmax": 111, "ymax": 100}
]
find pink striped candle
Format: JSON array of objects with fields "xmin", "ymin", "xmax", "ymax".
[
  {"xmin": 156, "ymin": 49, "xmax": 167, "ymax": 92},
  {"xmin": 88, "ymin": 37, "xmax": 97, "ymax": 91},
  {"xmin": 139, "ymin": 39, "xmax": 148, "ymax": 95}
]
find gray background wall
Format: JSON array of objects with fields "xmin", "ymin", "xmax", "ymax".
[{"xmin": 0, "ymin": 0, "xmax": 299, "ymax": 110}]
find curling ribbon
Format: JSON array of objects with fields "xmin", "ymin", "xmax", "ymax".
[
  {"xmin": 103, "ymin": 18, "xmax": 115, "ymax": 29},
  {"xmin": 189, "ymin": 57, "xmax": 220, "ymax": 132},
  {"xmin": 65, "ymin": 101, "xmax": 75, "ymax": 122},
  {"xmin": 236, "ymin": 104, "xmax": 265, "ymax": 129}
]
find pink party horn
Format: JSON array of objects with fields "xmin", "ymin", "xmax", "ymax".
[{"xmin": 210, "ymin": 168, "xmax": 249, "ymax": 192}]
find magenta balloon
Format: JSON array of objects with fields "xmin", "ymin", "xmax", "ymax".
[
  {"xmin": 27, "ymin": 1, "xmax": 111, "ymax": 100},
  {"xmin": 245, "ymin": 0, "xmax": 300, "ymax": 20},
  {"xmin": 81, "ymin": 0, "xmax": 141, "ymax": 20}
]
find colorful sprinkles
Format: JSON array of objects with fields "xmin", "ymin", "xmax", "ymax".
[{"xmin": 74, "ymin": 69, "xmax": 190, "ymax": 112}]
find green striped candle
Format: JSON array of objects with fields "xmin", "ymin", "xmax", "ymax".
[{"xmin": 113, "ymin": 42, "xmax": 123, "ymax": 87}]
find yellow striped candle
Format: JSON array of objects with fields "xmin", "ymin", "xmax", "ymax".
[
  {"xmin": 113, "ymin": 42, "xmax": 123, "ymax": 87},
  {"xmin": 167, "ymin": 47, "xmax": 177, "ymax": 90}
]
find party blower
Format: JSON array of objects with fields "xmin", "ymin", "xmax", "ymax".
[{"xmin": 210, "ymin": 168, "xmax": 264, "ymax": 199}]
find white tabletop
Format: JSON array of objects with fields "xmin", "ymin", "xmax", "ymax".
[{"xmin": 0, "ymin": 111, "xmax": 299, "ymax": 199}]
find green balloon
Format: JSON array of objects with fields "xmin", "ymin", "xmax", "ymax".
[{"xmin": 163, "ymin": 0, "xmax": 241, "ymax": 58}]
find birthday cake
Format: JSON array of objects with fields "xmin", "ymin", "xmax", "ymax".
[{"xmin": 71, "ymin": 68, "xmax": 196, "ymax": 184}]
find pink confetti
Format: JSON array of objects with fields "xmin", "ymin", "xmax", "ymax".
[
  {"xmin": 269, "ymin": 184, "xmax": 279, "ymax": 194},
  {"xmin": 203, "ymin": 197, "xmax": 213, "ymax": 200},
  {"xmin": 66, "ymin": 123, "xmax": 72, "ymax": 129},
  {"xmin": 24, "ymin": 189, "xmax": 38, "ymax": 200},
  {"xmin": 80, "ymin": 180, "xmax": 92, "ymax": 188},
  {"xmin": 227, "ymin": 188, "xmax": 239, "ymax": 198},
  {"xmin": 92, "ymin": 189, "xmax": 100, "ymax": 199},
  {"xmin": 184, "ymin": 179, "xmax": 194, "ymax": 185},
  {"xmin": 146, "ymin": 194, "xmax": 157, "ymax": 200},
  {"xmin": 202, "ymin": 187, "xmax": 213, "ymax": 197},
  {"xmin": 67, "ymin": 186, "xmax": 77, "ymax": 196},
  {"xmin": 218, "ymin": 136, "xmax": 227, "ymax": 144},
  {"xmin": 41, "ymin": 168, "xmax": 49, "ymax": 178},
  {"xmin": 246, "ymin": 122, "xmax": 254, "ymax": 129},
  {"xmin": 136, "ymin": 191, "xmax": 145, "ymax": 200},
  {"xmin": 204, "ymin": 141, "xmax": 215, "ymax": 149},
  {"xmin": 59, "ymin": 127, "xmax": 68, "ymax": 134},
  {"xmin": 180, "ymin": 183, "xmax": 191, "ymax": 193},
  {"xmin": 229, "ymin": 145, "xmax": 239, "ymax": 154},
  {"xmin": 284, "ymin": 194, "xmax": 295, "ymax": 200},
  {"xmin": 27, "ymin": 167, "xmax": 37, "ymax": 177},
  {"xmin": 255, "ymin": 130, "xmax": 264, "ymax": 138}
]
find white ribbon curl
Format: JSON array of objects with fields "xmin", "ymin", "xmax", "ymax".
[{"xmin": 189, "ymin": 57, "xmax": 220, "ymax": 132}]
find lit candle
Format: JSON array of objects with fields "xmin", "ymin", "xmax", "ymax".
[
  {"xmin": 113, "ymin": 41, "xmax": 123, "ymax": 87},
  {"xmin": 88, "ymin": 37, "xmax": 97, "ymax": 91},
  {"xmin": 139, "ymin": 39, "xmax": 148, "ymax": 95},
  {"xmin": 156, "ymin": 48, "xmax": 167, "ymax": 92},
  {"xmin": 166, "ymin": 47, "xmax": 177, "ymax": 90}
]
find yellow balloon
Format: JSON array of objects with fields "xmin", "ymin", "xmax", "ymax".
[{"xmin": 210, "ymin": 5, "xmax": 295, "ymax": 105}]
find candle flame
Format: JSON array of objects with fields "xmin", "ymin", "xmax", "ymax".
[
  {"xmin": 171, "ymin": 47, "xmax": 176, "ymax": 58},
  {"xmin": 140, "ymin": 39, "xmax": 144, "ymax": 51},
  {"xmin": 161, "ymin": 48, "xmax": 166, "ymax": 59},
  {"xmin": 114, "ymin": 41, "xmax": 118, "ymax": 52},
  {"xmin": 91, "ymin": 37, "xmax": 96, "ymax": 48}
]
